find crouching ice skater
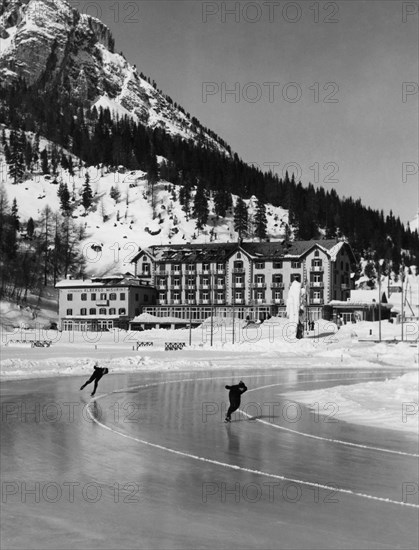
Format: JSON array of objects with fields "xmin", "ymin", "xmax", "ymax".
[
  {"xmin": 225, "ymin": 380, "xmax": 247, "ymax": 422},
  {"xmin": 80, "ymin": 362, "xmax": 109, "ymax": 397}
]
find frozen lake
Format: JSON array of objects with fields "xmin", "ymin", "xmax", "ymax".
[{"xmin": 1, "ymin": 367, "xmax": 418, "ymax": 549}]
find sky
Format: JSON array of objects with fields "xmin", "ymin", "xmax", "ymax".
[{"xmin": 69, "ymin": 0, "xmax": 418, "ymax": 225}]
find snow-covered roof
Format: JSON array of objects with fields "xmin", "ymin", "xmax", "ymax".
[
  {"xmin": 349, "ymin": 289, "xmax": 388, "ymax": 303},
  {"xmin": 56, "ymin": 277, "xmax": 150, "ymax": 288},
  {"xmin": 130, "ymin": 313, "xmax": 188, "ymax": 324}
]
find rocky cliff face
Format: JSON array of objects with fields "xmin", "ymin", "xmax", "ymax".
[{"xmin": 0, "ymin": 0, "xmax": 229, "ymax": 153}]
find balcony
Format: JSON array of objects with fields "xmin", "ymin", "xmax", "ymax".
[
  {"xmin": 233, "ymin": 299, "xmax": 245, "ymax": 304},
  {"xmin": 215, "ymin": 299, "xmax": 226, "ymax": 305},
  {"xmin": 271, "ymin": 299, "xmax": 285, "ymax": 305},
  {"xmin": 170, "ymin": 300, "xmax": 181, "ymax": 305},
  {"xmin": 215, "ymin": 283, "xmax": 225, "ymax": 290},
  {"xmin": 216, "ymin": 268, "xmax": 225, "ymax": 274},
  {"xmin": 199, "ymin": 284, "xmax": 211, "ymax": 290},
  {"xmin": 309, "ymin": 282, "xmax": 324, "ymax": 288},
  {"xmin": 170, "ymin": 285, "xmax": 182, "ymax": 290},
  {"xmin": 186, "ymin": 299, "xmax": 196, "ymax": 305},
  {"xmin": 170, "ymin": 270, "xmax": 183, "ymax": 275},
  {"xmin": 232, "ymin": 268, "xmax": 245, "ymax": 274},
  {"xmin": 138, "ymin": 271, "xmax": 151, "ymax": 277},
  {"xmin": 310, "ymin": 298, "xmax": 323, "ymax": 305},
  {"xmin": 250, "ymin": 282, "xmax": 267, "ymax": 289},
  {"xmin": 197, "ymin": 269, "xmax": 212, "ymax": 275},
  {"xmin": 311, "ymin": 266, "xmax": 324, "ymax": 272},
  {"xmin": 232, "ymin": 282, "xmax": 245, "ymax": 288},
  {"xmin": 271, "ymin": 282, "xmax": 284, "ymax": 289},
  {"xmin": 250, "ymin": 299, "xmax": 266, "ymax": 305},
  {"xmin": 157, "ymin": 284, "xmax": 167, "ymax": 290},
  {"xmin": 201, "ymin": 299, "xmax": 211, "ymax": 305},
  {"xmin": 159, "ymin": 300, "xmax": 167, "ymax": 305},
  {"xmin": 185, "ymin": 284, "xmax": 196, "ymax": 290}
]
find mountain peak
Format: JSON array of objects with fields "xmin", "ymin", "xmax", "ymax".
[{"xmin": 0, "ymin": 0, "xmax": 230, "ymax": 154}]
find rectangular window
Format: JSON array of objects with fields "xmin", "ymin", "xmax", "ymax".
[
  {"xmin": 217, "ymin": 263, "xmax": 224, "ymax": 271},
  {"xmin": 67, "ymin": 293, "xmax": 73, "ymax": 301},
  {"xmin": 144, "ymin": 294, "xmax": 149, "ymax": 302},
  {"xmin": 66, "ymin": 309, "xmax": 73, "ymax": 315},
  {"xmin": 120, "ymin": 293, "xmax": 126, "ymax": 300},
  {"xmin": 291, "ymin": 261, "xmax": 301, "ymax": 269},
  {"xmin": 81, "ymin": 293, "xmax": 87, "ymax": 301},
  {"xmin": 273, "ymin": 262, "xmax": 282, "ymax": 269},
  {"xmin": 255, "ymin": 262, "xmax": 265, "ymax": 269},
  {"xmin": 91, "ymin": 293, "xmax": 96, "ymax": 301},
  {"xmin": 80, "ymin": 308, "xmax": 87, "ymax": 315},
  {"xmin": 100, "ymin": 293, "xmax": 107, "ymax": 301},
  {"xmin": 109, "ymin": 293, "xmax": 117, "ymax": 301},
  {"xmin": 135, "ymin": 293, "xmax": 139, "ymax": 301}
]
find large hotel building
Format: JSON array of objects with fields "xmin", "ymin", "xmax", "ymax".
[{"xmin": 56, "ymin": 240, "xmax": 356, "ymax": 329}]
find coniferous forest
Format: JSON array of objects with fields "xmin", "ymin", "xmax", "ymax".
[{"xmin": 0, "ymin": 77, "xmax": 418, "ymax": 299}]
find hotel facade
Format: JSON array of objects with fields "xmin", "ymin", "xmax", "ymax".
[
  {"xmin": 129, "ymin": 239, "xmax": 356, "ymax": 324},
  {"xmin": 56, "ymin": 275, "xmax": 157, "ymax": 331}
]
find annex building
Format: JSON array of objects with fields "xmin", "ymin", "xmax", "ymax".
[
  {"xmin": 56, "ymin": 274, "xmax": 157, "ymax": 331},
  {"xmin": 129, "ymin": 239, "xmax": 356, "ymax": 326}
]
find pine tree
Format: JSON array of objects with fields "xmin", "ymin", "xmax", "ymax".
[
  {"xmin": 27, "ymin": 217, "xmax": 35, "ymax": 238},
  {"xmin": 214, "ymin": 188, "xmax": 232, "ymax": 218},
  {"xmin": 254, "ymin": 198, "xmax": 267, "ymax": 241},
  {"xmin": 234, "ymin": 197, "xmax": 248, "ymax": 238},
  {"xmin": 40, "ymin": 148, "xmax": 49, "ymax": 174},
  {"xmin": 11, "ymin": 198, "xmax": 20, "ymax": 231},
  {"xmin": 58, "ymin": 181, "xmax": 71, "ymax": 214},
  {"xmin": 81, "ymin": 172, "xmax": 93, "ymax": 212},
  {"xmin": 193, "ymin": 181, "xmax": 209, "ymax": 230},
  {"xmin": 8, "ymin": 130, "xmax": 25, "ymax": 184},
  {"xmin": 147, "ymin": 151, "xmax": 159, "ymax": 218},
  {"xmin": 24, "ymin": 140, "xmax": 33, "ymax": 171}
]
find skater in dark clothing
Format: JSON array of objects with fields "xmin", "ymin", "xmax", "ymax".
[
  {"xmin": 225, "ymin": 380, "xmax": 247, "ymax": 422},
  {"xmin": 80, "ymin": 363, "xmax": 109, "ymax": 396}
]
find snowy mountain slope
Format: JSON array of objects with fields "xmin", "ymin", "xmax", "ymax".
[
  {"xmin": 0, "ymin": 132, "xmax": 288, "ymax": 277},
  {"xmin": 0, "ymin": 0, "xmax": 229, "ymax": 154}
]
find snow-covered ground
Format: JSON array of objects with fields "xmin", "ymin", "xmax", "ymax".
[
  {"xmin": 0, "ymin": 133, "xmax": 289, "ymax": 277},
  {"xmin": 285, "ymin": 371, "xmax": 418, "ymax": 434},
  {"xmin": 1, "ymin": 317, "xmax": 418, "ymax": 435}
]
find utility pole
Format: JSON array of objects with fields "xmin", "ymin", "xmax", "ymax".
[
  {"xmin": 210, "ymin": 306, "xmax": 214, "ymax": 347},
  {"xmin": 378, "ymin": 260, "xmax": 383, "ymax": 342},
  {"xmin": 188, "ymin": 306, "xmax": 192, "ymax": 346},
  {"xmin": 232, "ymin": 305, "xmax": 235, "ymax": 345},
  {"xmin": 400, "ymin": 270, "xmax": 404, "ymax": 342}
]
